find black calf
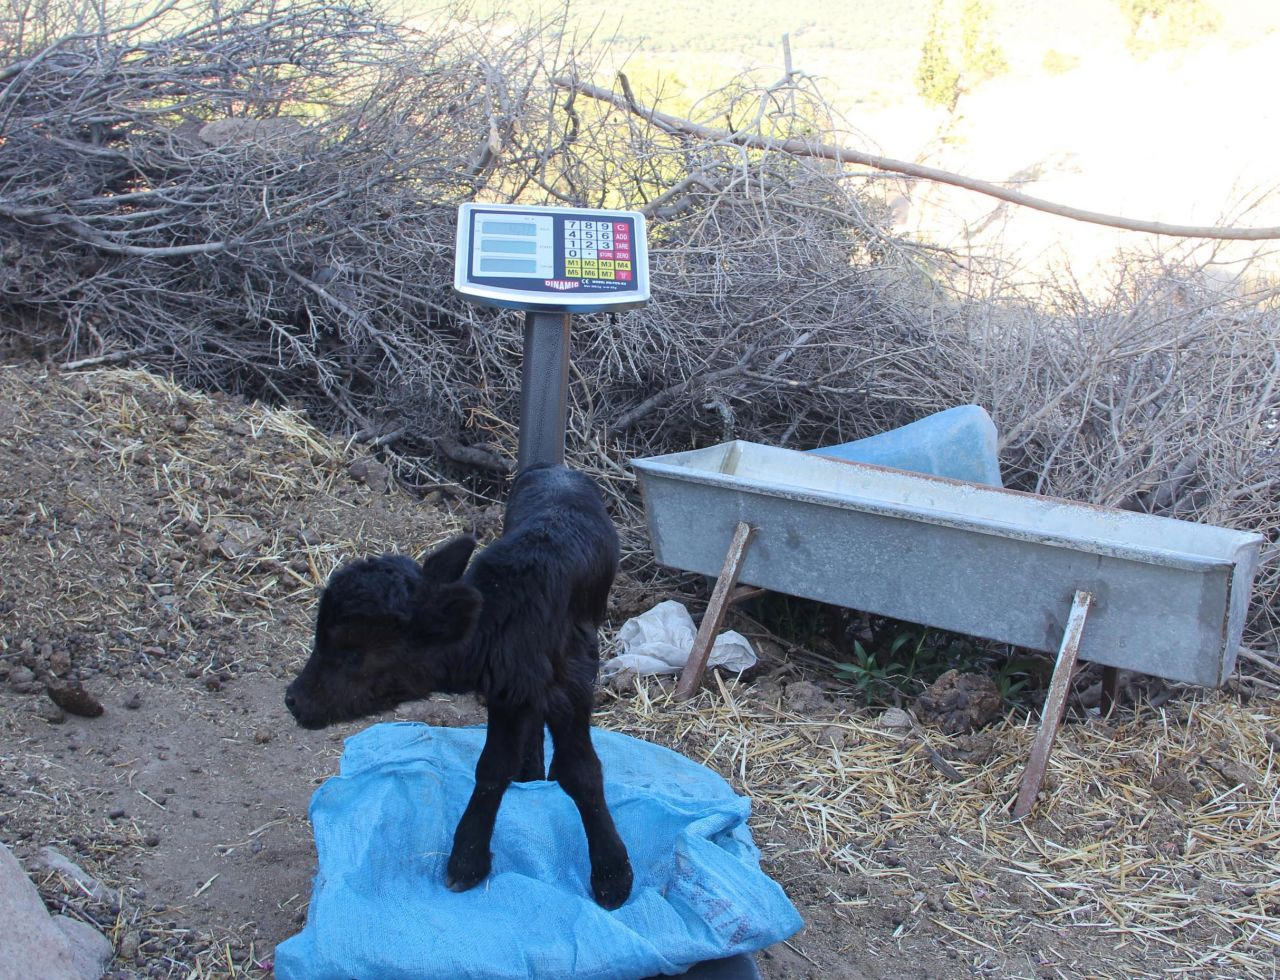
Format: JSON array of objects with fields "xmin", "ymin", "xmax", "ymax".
[{"xmin": 284, "ymin": 464, "xmax": 633, "ymax": 909}]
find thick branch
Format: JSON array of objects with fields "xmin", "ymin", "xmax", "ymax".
[{"xmin": 555, "ymin": 77, "xmax": 1280, "ymax": 242}]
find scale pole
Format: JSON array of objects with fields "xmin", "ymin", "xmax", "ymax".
[{"xmin": 518, "ymin": 311, "xmax": 572, "ymax": 470}]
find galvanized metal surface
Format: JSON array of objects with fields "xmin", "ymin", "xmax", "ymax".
[{"xmin": 631, "ymin": 441, "xmax": 1264, "ymax": 687}]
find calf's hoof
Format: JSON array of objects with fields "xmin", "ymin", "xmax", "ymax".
[
  {"xmin": 591, "ymin": 859, "xmax": 634, "ymax": 910},
  {"xmin": 445, "ymin": 848, "xmax": 492, "ymax": 893}
]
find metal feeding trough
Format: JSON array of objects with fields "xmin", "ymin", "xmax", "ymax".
[
  {"xmin": 632, "ymin": 440, "xmax": 1264, "ymax": 816},
  {"xmin": 633, "ymin": 440, "xmax": 1260, "ymax": 686}
]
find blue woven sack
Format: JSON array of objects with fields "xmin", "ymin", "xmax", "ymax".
[{"xmin": 275, "ymin": 723, "xmax": 802, "ymax": 979}]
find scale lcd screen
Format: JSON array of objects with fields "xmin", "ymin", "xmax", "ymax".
[
  {"xmin": 456, "ymin": 204, "xmax": 649, "ymax": 312},
  {"xmin": 471, "ymin": 214, "xmax": 554, "ymax": 279},
  {"xmin": 483, "ymin": 221, "xmax": 537, "ymax": 237}
]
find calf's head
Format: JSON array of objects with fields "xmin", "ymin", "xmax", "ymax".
[{"xmin": 285, "ymin": 536, "xmax": 481, "ymax": 729}]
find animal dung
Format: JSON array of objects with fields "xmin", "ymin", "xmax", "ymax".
[{"xmin": 46, "ymin": 681, "xmax": 105, "ymax": 718}]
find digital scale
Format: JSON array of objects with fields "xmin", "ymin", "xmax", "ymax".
[
  {"xmin": 454, "ymin": 203, "xmax": 649, "ymax": 313},
  {"xmin": 453, "ymin": 203, "xmax": 651, "ymax": 468}
]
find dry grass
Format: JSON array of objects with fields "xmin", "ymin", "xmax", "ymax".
[
  {"xmin": 602, "ymin": 675, "xmax": 1280, "ymax": 978},
  {"xmin": 0, "ymin": 364, "xmax": 472, "ymax": 677},
  {"xmin": 0, "ymin": 363, "xmax": 476, "ymax": 976}
]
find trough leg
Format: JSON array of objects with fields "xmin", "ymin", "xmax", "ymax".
[
  {"xmin": 1012, "ymin": 590, "xmax": 1093, "ymax": 821},
  {"xmin": 674, "ymin": 522, "xmax": 756, "ymax": 701},
  {"xmin": 1100, "ymin": 666, "xmax": 1120, "ymax": 717}
]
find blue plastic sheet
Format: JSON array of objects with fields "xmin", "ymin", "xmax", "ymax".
[
  {"xmin": 811, "ymin": 404, "xmax": 1003, "ymax": 487},
  {"xmin": 275, "ymin": 723, "xmax": 802, "ymax": 979}
]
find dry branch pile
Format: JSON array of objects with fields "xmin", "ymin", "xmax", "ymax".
[{"xmin": 1, "ymin": 0, "xmax": 1277, "ymax": 647}]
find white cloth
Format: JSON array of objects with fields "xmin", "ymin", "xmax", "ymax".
[{"xmin": 602, "ymin": 600, "xmax": 756, "ymax": 678}]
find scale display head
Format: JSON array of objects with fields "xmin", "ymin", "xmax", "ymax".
[{"xmin": 454, "ymin": 203, "xmax": 649, "ymax": 313}]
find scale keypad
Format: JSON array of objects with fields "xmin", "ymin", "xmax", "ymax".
[{"xmin": 563, "ymin": 219, "xmax": 634, "ymax": 281}]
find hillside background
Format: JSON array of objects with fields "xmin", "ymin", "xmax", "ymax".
[{"xmin": 455, "ymin": 0, "xmax": 1280, "ymax": 283}]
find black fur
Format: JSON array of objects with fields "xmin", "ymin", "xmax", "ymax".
[{"xmin": 284, "ymin": 464, "xmax": 632, "ymax": 909}]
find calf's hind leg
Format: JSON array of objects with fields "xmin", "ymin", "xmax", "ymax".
[
  {"xmin": 547, "ymin": 696, "xmax": 633, "ymax": 909},
  {"xmin": 516, "ymin": 717, "xmax": 546, "ymax": 782},
  {"xmin": 446, "ymin": 705, "xmax": 542, "ymax": 892}
]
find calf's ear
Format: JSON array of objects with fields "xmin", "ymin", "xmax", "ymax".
[
  {"xmin": 421, "ymin": 535, "xmax": 476, "ymax": 584},
  {"xmin": 416, "ymin": 582, "xmax": 482, "ymax": 644}
]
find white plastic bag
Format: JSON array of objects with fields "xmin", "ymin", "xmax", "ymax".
[{"xmin": 602, "ymin": 600, "xmax": 756, "ymax": 678}]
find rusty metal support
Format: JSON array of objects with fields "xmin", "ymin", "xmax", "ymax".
[
  {"xmin": 674, "ymin": 522, "xmax": 756, "ymax": 701},
  {"xmin": 1013, "ymin": 590, "xmax": 1094, "ymax": 820}
]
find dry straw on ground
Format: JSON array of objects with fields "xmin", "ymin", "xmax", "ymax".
[{"xmin": 604, "ymin": 675, "xmax": 1280, "ymax": 978}]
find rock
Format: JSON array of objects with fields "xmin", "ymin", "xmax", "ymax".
[
  {"xmin": 606, "ymin": 668, "xmax": 639, "ymax": 695},
  {"xmin": 212, "ymin": 518, "xmax": 266, "ymax": 559},
  {"xmin": 946, "ymin": 731, "xmax": 996, "ymax": 765},
  {"xmin": 46, "ymin": 682, "xmax": 104, "ymax": 718},
  {"xmin": 1150, "ymin": 762, "xmax": 1198, "ymax": 804},
  {"xmin": 9, "ymin": 665, "xmax": 39, "ymax": 693},
  {"xmin": 0, "ymin": 842, "xmax": 80, "ymax": 979},
  {"xmin": 820, "ymin": 725, "xmax": 851, "ymax": 749},
  {"xmin": 117, "ymin": 930, "xmax": 140, "ymax": 962},
  {"xmin": 196, "ymin": 532, "xmax": 222, "ymax": 556},
  {"xmin": 915, "ymin": 670, "xmax": 1002, "ymax": 734},
  {"xmin": 36, "ymin": 701, "xmax": 67, "ymax": 725},
  {"xmin": 365, "ymin": 461, "xmax": 391, "ymax": 491},
  {"xmin": 878, "ymin": 706, "xmax": 913, "ymax": 730},
  {"xmin": 175, "ymin": 518, "xmax": 202, "ymax": 538},
  {"xmin": 47, "ymin": 649, "xmax": 72, "ymax": 676},
  {"xmin": 34, "ymin": 847, "xmax": 113, "ymax": 906},
  {"xmin": 53, "ymin": 916, "xmax": 113, "ymax": 979},
  {"xmin": 750, "ymin": 676, "xmax": 784, "ymax": 706},
  {"xmin": 348, "ymin": 458, "xmax": 389, "ymax": 492}
]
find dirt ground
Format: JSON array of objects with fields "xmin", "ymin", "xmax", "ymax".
[{"xmin": 2, "ymin": 361, "xmax": 1278, "ymax": 979}]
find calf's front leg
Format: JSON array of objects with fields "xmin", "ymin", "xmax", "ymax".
[
  {"xmin": 446, "ymin": 705, "xmax": 541, "ymax": 892},
  {"xmin": 548, "ymin": 707, "xmax": 633, "ymax": 909}
]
